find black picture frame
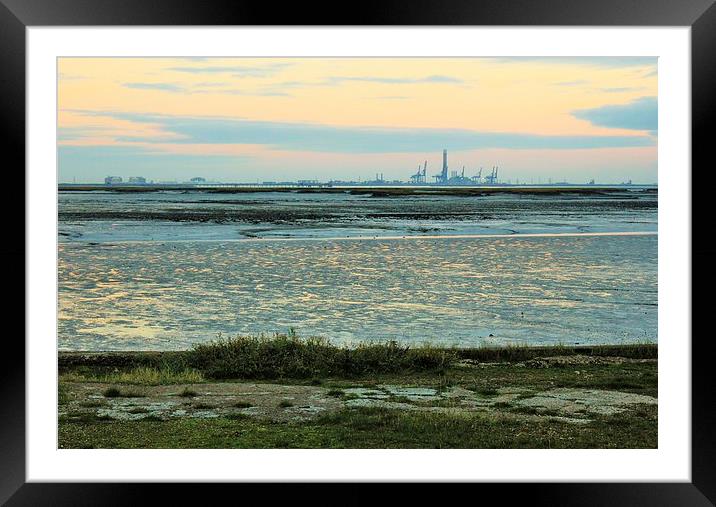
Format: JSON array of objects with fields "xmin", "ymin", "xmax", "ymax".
[{"xmin": 3, "ymin": 0, "xmax": 715, "ymax": 503}]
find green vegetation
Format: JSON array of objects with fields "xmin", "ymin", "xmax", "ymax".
[
  {"xmin": 103, "ymin": 387, "xmax": 144, "ymax": 398},
  {"xmin": 61, "ymin": 366, "xmax": 204, "ymax": 385},
  {"xmin": 58, "ymin": 404, "xmax": 657, "ymax": 449},
  {"xmin": 58, "ymin": 340, "xmax": 657, "ymax": 449},
  {"xmin": 59, "ymin": 336, "xmax": 657, "ymax": 383},
  {"xmin": 187, "ymin": 335, "xmax": 457, "ymax": 379},
  {"xmin": 470, "ymin": 386, "xmax": 499, "ymax": 397}
]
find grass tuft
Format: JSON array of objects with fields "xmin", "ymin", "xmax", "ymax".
[
  {"xmin": 179, "ymin": 388, "xmax": 198, "ymax": 398},
  {"xmin": 188, "ymin": 335, "xmax": 457, "ymax": 379}
]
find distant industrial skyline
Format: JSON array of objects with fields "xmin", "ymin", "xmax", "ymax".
[{"xmin": 58, "ymin": 57, "xmax": 657, "ymax": 184}]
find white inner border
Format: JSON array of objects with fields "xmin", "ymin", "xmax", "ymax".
[{"xmin": 27, "ymin": 27, "xmax": 691, "ymax": 482}]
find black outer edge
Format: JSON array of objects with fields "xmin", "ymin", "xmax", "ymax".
[
  {"xmin": 4, "ymin": 0, "xmax": 715, "ymax": 504},
  {"xmin": 2, "ymin": 483, "xmax": 716, "ymax": 506},
  {"xmin": 691, "ymin": 1, "xmax": 716, "ymax": 504},
  {"xmin": 0, "ymin": 0, "xmax": 714, "ymax": 26},
  {"xmin": 0, "ymin": 0, "xmax": 26, "ymax": 506}
]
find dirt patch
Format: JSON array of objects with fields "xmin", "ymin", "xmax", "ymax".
[
  {"xmin": 61, "ymin": 382, "xmax": 657, "ymax": 424},
  {"xmin": 513, "ymin": 388, "xmax": 657, "ymax": 416},
  {"xmin": 521, "ymin": 355, "xmax": 657, "ymax": 368}
]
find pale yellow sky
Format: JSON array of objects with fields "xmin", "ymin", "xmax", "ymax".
[{"xmin": 58, "ymin": 57, "xmax": 658, "ymax": 183}]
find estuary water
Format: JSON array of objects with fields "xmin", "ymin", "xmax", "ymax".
[{"xmin": 58, "ymin": 189, "xmax": 657, "ymax": 350}]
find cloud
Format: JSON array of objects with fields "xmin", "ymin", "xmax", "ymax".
[
  {"xmin": 58, "ymin": 144, "xmax": 250, "ymax": 170},
  {"xmin": 167, "ymin": 63, "xmax": 291, "ymax": 77},
  {"xmin": 572, "ymin": 96, "xmax": 657, "ymax": 131},
  {"xmin": 493, "ymin": 57, "xmax": 657, "ymax": 68},
  {"xmin": 269, "ymin": 75, "xmax": 464, "ymax": 90},
  {"xmin": 122, "ymin": 82, "xmax": 293, "ymax": 97},
  {"xmin": 67, "ymin": 110, "xmax": 656, "ymax": 153},
  {"xmin": 553, "ymin": 80, "xmax": 589, "ymax": 86},
  {"xmin": 600, "ymin": 87, "xmax": 645, "ymax": 93},
  {"xmin": 328, "ymin": 75, "xmax": 463, "ymax": 85},
  {"xmin": 58, "ymin": 73, "xmax": 87, "ymax": 81},
  {"xmin": 124, "ymin": 82, "xmax": 186, "ymax": 92}
]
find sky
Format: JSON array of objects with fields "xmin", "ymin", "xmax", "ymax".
[{"xmin": 58, "ymin": 57, "xmax": 657, "ymax": 184}]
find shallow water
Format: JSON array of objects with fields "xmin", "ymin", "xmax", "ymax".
[{"xmin": 58, "ymin": 190, "xmax": 657, "ymax": 350}]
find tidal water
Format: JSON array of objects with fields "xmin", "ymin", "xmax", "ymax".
[{"xmin": 58, "ymin": 190, "xmax": 657, "ymax": 350}]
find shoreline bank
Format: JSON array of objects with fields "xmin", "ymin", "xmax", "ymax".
[{"xmin": 59, "ymin": 341, "xmax": 658, "ymax": 449}]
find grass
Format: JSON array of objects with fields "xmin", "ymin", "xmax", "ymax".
[
  {"xmin": 178, "ymin": 388, "xmax": 198, "ymax": 398},
  {"xmin": 79, "ymin": 400, "xmax": 107, "ymax": 408},
  {"xmin": 59, "ymin": 336, "xmax": 657, "ymax": 382},
  {"xmin": 103, "ymin": 387, "xmax": 145, "ymax": 398},
  {"xmin": 470, "ymin": 386, "xmax": 499, "ymax": 397},
  {"xmin": 58, "ymin": 405, "xmax": 657, "ymax": 449},
  {"xmin": 58, "ymin": 383, "xmax": 71, "ymax": 404},
  {"xmin": 58, "ymin": 346, "xmax": 658, "ymax": 449},
  {"xmin": 187, "ymin": 335, "xmax": 457, "ymax": 379},
  {"xmin": 61, "ymin": 367, "xmax": 204, "ymax": 385}
]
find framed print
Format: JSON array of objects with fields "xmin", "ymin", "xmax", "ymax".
[{"xmin": 4, "ymin": 0, "xmax": 716, "ymax": 503}]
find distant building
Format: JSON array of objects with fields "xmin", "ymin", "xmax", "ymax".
[
  {"xmin": 128, "ymin": 176, "xmax": 146, "ymax": 184},
  {"xmin": 104, "ymin": 176, "xmax": 123, "ymax": 185},
  {"xmin": 190, "ymin": 177, "xmax": 206, "ymax": 183}
]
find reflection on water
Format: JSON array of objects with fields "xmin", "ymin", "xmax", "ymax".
[{"xmin": 58, "ymin": 234, "xmax": 657, "ymax": 350}]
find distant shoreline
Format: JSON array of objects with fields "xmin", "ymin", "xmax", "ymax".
[{"xmin": 58, "ymin": 184, "xmax": 658, "ymax": 197}]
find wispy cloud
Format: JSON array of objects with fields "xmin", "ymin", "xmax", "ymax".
[
  {"xmin": 329, "ymin": 75, "xmax": 463, "ymax": 85},
  {"xmin": 122, "ymin": 82, "xmax": 292, "ymax": 97},
  {"xmin": 600, "ymin": 87, "xmax": 645, "ymax": 93},
  {"xmin": 59, "ymin": 72, "xmax": 88, "ymax": 81},
  {"xmin": 572, "ymin": 96, "xmax": 657, "ymax": 132},
  {"xmin": 67, "ymin": 110, "xmax": 656, "ymax": 153},
  {"xmin": 167, "ymin": 63, "xmax": 292, "ymax": 77},
  {"xmin": 553, "ymin": 80, "xmax": 590, "ymax": 86},
  {"xmin": 58, "ymin": 144, "xmax": 251, "ymax": 177},
  {"xmin": 270, "ymin": 75, "xmax": 464, "ymax": 90},
  {"xmin": 493, "ymin": 57, "xmax": 658, "ymax": 68},
  {"xmin": 124, "ymin": 82, "xmax": 186, "ymax": 92}
]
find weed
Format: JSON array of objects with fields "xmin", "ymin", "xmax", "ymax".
[
  {"xmin": 471, "ymin": 386, "xmax": 499, "ymax": 397},
  {"xmin": 179, "ymin": 388, "xmax": 198, "ymax": 398},
  {"xmin": 187, "ymin": 334, "xmax": 458, "ymax": 379},
  {"xmin": 79, "ymin": 400, "xmax": 107, "ymax": 408}
]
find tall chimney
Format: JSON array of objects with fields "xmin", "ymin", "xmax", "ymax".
[{"xmin": 442, "ymin": 149, "xmax": 448, "ymax": 181}]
